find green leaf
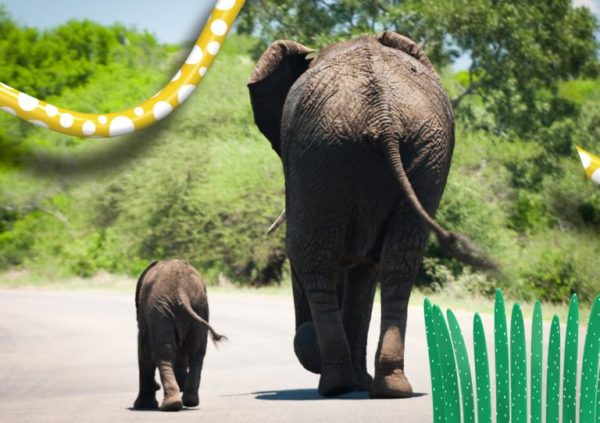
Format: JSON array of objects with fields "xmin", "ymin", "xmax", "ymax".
[
  {"xmin": 546, "ymin": 315, "xmax": 561, "ymax": 423},
  {"xmin": 579, "ymin": 295, "xmax": 600, "ymax": 423},
  {"xmin": 495, "ymin": 290, "xmax": 510, "ymax": 423},
  {"xmin": 563, "ymin": 294, "xmax": 579, "ymax": 423},
  {"xmin": 473, "ymin": 313, "xmax": 491, "ymax": 423},
  {"xmin": 447, "ymin": 309, "xmax": 475, "ymax": 423},
  {"xmin": 510, "ymin": 304, "xmax": 527, "ymax": 423},
  {"xmin": 531, "ymin": 301, "xmax": 543, "ymax": 423},
  {"xmin": 424, "ymin": 299, "xmax": 445, "ymax": 423}
]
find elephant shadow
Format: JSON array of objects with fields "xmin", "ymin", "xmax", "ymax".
[{"xmin": 253, "ymin": 389, "xmax": 427, "ymax": 401}]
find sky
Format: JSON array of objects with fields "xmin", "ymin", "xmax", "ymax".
[{"xmin": 0, "ymin": 0, "xmax": 218, "ymax": 44}]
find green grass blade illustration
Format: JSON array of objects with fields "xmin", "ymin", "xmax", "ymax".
[
  {"xmin": 432, "ymin": 305, "xmax": 461, "ymax": 423},
  {"xmin": 563, "ymin": 294, "xmax": 579, "ymax": 423},
  {"xmin": 531, "ymin": 301, "xmax": 543, "ymax": 423},
  {"xmin": 580, "ymin": 295, "xmax": 600, "ymax": 423},
  {"xmin": 424, "ymin": 299, "xmax": 445, "ymax": 423},
  {"xmin": 447, "ymin": 310, "xmax": 475, "ymax": 423},
  {"xmin": 473, "ymin": 313, "xmax": 492, "ymax": 423},
  {"xmin": 546, "ymin": 315, "xmax": 561, "ymax": 423},
  {"xmin": 510, "ymin": 304, "xmax": 527, "ymax": 423},
  {"xmin": 495, "ymin": 290, "xmax": 510, "ymax": 423}
]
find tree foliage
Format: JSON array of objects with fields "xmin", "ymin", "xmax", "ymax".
[{"xmin": 239, "ymin": 0, "xmax": 599, "ymax": 135}]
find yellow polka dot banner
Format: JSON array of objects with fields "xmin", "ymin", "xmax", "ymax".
[
  {"xmin": 0, "ymin": 0, "xmax": 246, "ymax": 138},
  {"xmin": 577, "ymin": 146, "xmax": 600, "ymax": 185}
]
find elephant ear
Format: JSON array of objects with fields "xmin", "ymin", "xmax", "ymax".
[
  {"xmin": 377, "ymin": 31, "xmax": 437, "ymax": 77},
  {"xmin": 248, "ymin": 40, "xmax": 314, "ymax": 156}
]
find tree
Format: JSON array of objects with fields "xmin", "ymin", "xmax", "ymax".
[{"xmin": 239, "ymin": 0, "xmax": 598, "ymax": 136}]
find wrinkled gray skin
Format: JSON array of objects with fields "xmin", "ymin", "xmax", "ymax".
[
  {"xmin": 133, "ymin": 260, "xmax": 225, "ymax": 411},
  {"xmin": 248, "ymin": 32, "xmax": 495, "ymax": 398}
]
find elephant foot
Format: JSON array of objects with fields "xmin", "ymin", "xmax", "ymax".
[
  {"xmin": 133, "ymin": 394, "xmax": 158, "ymax": 410},
  {"xmin": 370, "ymin": 369, "xmax": 413, "ymax": 399},
  {"xmin": 353, "ymin": 369, "xmax": 373, "ymax": 391},
  {"xmin": 160, "ymin": 394, "xmax": 183, "ymax": 412},
  {"xmin": 182, "ymin": 392, "xmax": 199, "ymax": 408},
  {"xmin": 294, "ymin": 321, "xmax": 321, "ymax": 374},
  {"xmin": 318, "ymin": 365, "xmax": 356, "ymax": 397}
]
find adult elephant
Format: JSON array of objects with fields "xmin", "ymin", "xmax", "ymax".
[{"xmin": 248, "ymin": 31, "xmax": 495, "ymax": 398}]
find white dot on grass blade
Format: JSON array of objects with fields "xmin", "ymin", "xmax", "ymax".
[
  {"xmin": 215, "ymin": 0, "xmax": 236, "ymax": 10},
  {"xmin": 60, "ymin": 113, "xmax": 74, "ymax": 128},
  {"xmin": 186, "ymin": 46, "xmax": 203, "ymax": 64},
  {"xmin": 211, "ymin": 20, "xmax": 228, "ymax": 36},
  {"xmin": 99, "ymin": 115, "xmax": 108, "ymax": 124},
  {"xmin": 109, "ymin": 116, "xmax": 135, "ymax": 136},
  {"xmin": 46, "ymin": 104, "xmax": 58, "ymax": 117},
  {"xmin": 591, "ymin": 168, "xmax": 600, "ymax": 185},
  {"xmin": 178, "ymin": 85, "xmax": 195, "ymax": 104},
  {"xmin": 82, "ymin": 121, "xmax": 96, "ymax": 136},
  {"xmin": 153, "ymin": 101, "xmax": 172, "ymax": 120},
  {"xmin": 207, "ymin": 41, "xmax": 221, "ymax": 55},
  {"xmin": 579, "ymin": 151, "xmax": 592, "ymax": 169},
  {"xmin": 134, "ymin": 107, "xmax": 144, "ymax": 117},
  {"xmin": 199, "ymin": 67, "xmax": 208, "ymax": 77},
  {"xmin": 18, "ymin": 93, "xmax": 39, "ymax": 112}
]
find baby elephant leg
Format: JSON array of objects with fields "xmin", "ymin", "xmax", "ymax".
[
  {"xmin": 151, "ymin": 330, "xmax": 183, "ymax": 412},
  {"xmin": 182, "ymin": 327, "xmax": 208, "ymax": 408},
  {"xmin": 133, "ymin": 331, "xmax": 158, "ymax": 409}
]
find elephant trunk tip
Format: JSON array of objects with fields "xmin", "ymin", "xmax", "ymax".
[{"xmin": 437, "ymin": 231, "xmax": 500, "ymax": 273}]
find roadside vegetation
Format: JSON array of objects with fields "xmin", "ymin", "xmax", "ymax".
[{"xmin": 0, "ymin": 1, "xmax": 599, "ymax": 307}]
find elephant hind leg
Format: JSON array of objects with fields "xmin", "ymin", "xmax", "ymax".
[
  {"xmin": 341, "ymin": 265, "xmax": 377, "ymax": 391},
  {"xmin": 302, "ymin": 272, "xmax": 356, "ymax": 396},
  {"xmin": 151, "ymin": 329, "xmax": 183, "ymax": 411},
  {"xmin": 370, "ymin": 212, "xmax": 428, "ymax": 399},
  {"xmin": 182, "ymin": 327, "xmax": 208, "ymax": 408},
  {"xmin": 133, "ymin": 330, "xmax": 159, "ymax": 409}
]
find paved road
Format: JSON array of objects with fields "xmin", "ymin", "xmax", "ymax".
[{"xmin": 0, "ymin": 289, "xmax": 486, "ymax": 422}]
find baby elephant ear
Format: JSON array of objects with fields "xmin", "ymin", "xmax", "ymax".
[
  {"xmin": 377, "ymin": 31, "xmax": 437, "ymax": 76},
  {"xmin": 248, "ymin": 40, "xmax": 314, "ymax": 157}
]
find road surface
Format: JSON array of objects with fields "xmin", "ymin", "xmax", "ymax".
[{"xmin": 0, "ymin": 289, "xmax": 488, "ymax": 422}]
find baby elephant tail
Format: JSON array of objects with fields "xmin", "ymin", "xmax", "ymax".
[{"xmin": 178, "ymin": 291, "xmax": 228, "ymax": 346}]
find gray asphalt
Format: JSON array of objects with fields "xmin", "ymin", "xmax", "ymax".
[{"xmin": 0, "ymin": 289, "xmax": 484, "ymax": 422}]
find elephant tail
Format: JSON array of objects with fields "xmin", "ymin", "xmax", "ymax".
[
  {"xmin": 382, "ymin": 137, "xmax": 498, "ymax": 271},
  {"xmin": 266, "ymin": 209, "xmax": 287, "ymax": 235},
  {"xmin": 178, "ymin": 290, "xmax": 228, "ymax": 346}
]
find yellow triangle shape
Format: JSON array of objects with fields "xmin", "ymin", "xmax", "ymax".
[{"xmin": 576, "ymin": 146, "xmax": 600, "ymax": 184}]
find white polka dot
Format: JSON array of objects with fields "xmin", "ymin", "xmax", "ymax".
[
  {"xmin": 215, "ymin": 0, "xmax": 236, "ymax": 10},
  {"xmin": 109, "ymin": 116, "xmax": 135, "ymax": 136},
  {"xmin": 29, "ymin": 120, "xmax": 48, "ymax": 128},
  {"xmin": 46, "ymin": 104, "xmax": 58, "ymax": 117},
  {"xmin": 592, "ymin": 168, "xmax": 600, "ymax": 185},
  {"xmin": 207, "ymin": 41, "xmax": 221, "ymax": 55},
  {"xmin": 186, "ymin": 46, "xmax": 204, "ymax": 64},
  {"xmin": 171, "ymin": 70, "xmax": 182, "ymax": 82},
  {"xmin": 82, "ymin": 121, "xmax": 96, "ymax": 136},
  {"xmin": 60, "ymin": 113, "xmax": 74, "ymax": 128},
  {"xmin": 211, "ymin": 20, "xmax": 228, "ymax": 36},
  {"xmin": 153, "ymin": 101, "xmax": 173, "ymax": 120},
  {"xmin": 0, "ymin": 106, "xmax": 16, "ymax": 116},
  {"xmin": 199, "ymin": 67, "xmax": 208, "ymax": 77},
  {"xmin": 178, "ymin": 85, "xmax": 195, "ymax": 104},
  {"xmin": 18, "ymin": 93, "xmax": 39, "ymax": 112},
  {"xmin": 99, "ymin": 115, "xmax": 108, "ymax": 124},
  {"xmin": 579, "ymin": 151, "xmax": 592, "ymax": 169},
  {"xmin": 134, "ymin": 107, "xmax": 144, "ymax": 117}
]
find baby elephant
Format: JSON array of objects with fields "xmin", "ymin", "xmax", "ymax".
[{"xmin": 133, "ymin": 260, "xmax": 226, "ymax": 411}]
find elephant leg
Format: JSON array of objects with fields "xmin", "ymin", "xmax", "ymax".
[
  {"xmin": 303, "ymin": 272, "xmax": 356, "ymax": 396},
  {"xmin": 133, "ymin": 330, "xmax": 159, "ymax": 409},
  {"xmin": 151, "ymin": 327, "xmax": 183, "ymax": 411},
  {"xmin": 341, "ymin": 264, "xmax": 377, "ymax": 391},
  {"xmin": 292, "ymin": 265, "xmax": 323, "ymax": 374},
  {"xmin": 182, "ymin": 328, "xmax": 207, "ymax": 408},
  {"xmin": 174, "ymin": 345, "xmax": 188, "ymax": 392},
  {"xmin": 370, "ymin": 211, "xmax": 428, "ymax": 399}
]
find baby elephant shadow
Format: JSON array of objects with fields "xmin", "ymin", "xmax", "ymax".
[{"xmin": 253, "ymin": 389, "xmax": 426, "ymax": 401}]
